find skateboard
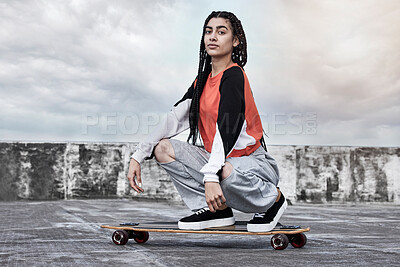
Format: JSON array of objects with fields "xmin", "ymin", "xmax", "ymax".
[{"xmin": 101, "ymin": 221, "xmax": 310, "ymax": 250}]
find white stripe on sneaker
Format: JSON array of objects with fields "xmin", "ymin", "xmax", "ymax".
[{"xmin": 178, "ymin": 217, "xmax": 235, "ymax": 230}]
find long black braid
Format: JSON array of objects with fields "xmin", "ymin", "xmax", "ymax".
[{"xmin": 187, "ymin": 11, "xmax": 267, "ymax": 152}]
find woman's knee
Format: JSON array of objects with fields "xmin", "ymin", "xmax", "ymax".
[
  {"xmin": 221, "ymin": 162, "xmax": 233, "ymax": 180},
  {"xmin": 154, "ymin": 139, "xmax": 175, "ymax": 163}
]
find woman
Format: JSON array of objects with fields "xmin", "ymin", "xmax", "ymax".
[{"xmin": 127, "ymin": 11, "xmax": 286, "ymax": 232}]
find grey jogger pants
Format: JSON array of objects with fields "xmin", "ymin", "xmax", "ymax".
[{"xmin": 158, "ymin": 139, "xmax": 280, "ymax": 213}]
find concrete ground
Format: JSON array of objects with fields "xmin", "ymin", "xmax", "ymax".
[{"xmin": 0, "ymin": 199, "xmax": 399, "ymax": 267}]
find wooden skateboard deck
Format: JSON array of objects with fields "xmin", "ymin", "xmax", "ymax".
[{"xmin": 101, "ymin": 221, "xmax": 310, "ymax": 250}]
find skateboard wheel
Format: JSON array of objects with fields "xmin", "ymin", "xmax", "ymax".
[
  {"xmin": 112, "ymin": 230, "xmax": 129, "ymax": 245},
  {"xmin": 133, "ymin": 231, "xmax": 149, "ymax": 243},
  {"xmin": 289, "ymin": 233, "xmax": 307, "ymax": 248},
  {"xmin": 271, "ymin": 233, "xmax": 289, "ymax": 250}
]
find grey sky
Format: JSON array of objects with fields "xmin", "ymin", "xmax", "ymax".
[{"xmin": 0, "ymin": 0, "xmax": 399, "ymax": 146}]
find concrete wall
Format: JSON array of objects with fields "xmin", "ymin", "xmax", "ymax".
[{"xmin": 0, "ymin": 142, "xmax": 399, "ymax": 204}]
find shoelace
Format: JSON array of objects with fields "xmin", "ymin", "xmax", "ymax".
[
  {"xmin": 195, "ymin": 208, "xmax": 209, "ymax": 215},
  {"xmin": 253, "ymin": 212, "xmax": 266, "ymax": 218}
]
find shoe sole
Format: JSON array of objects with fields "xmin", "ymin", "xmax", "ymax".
[
  {"xmin": 178, "ymin": 217, "xmax": 235, "ymax": 230},
  {"xmin": 247, "ymin": 200, "xmax": 288, "ymax": 232}
]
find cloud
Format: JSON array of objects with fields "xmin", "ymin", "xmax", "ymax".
[
  {"xmin": 0, "ymin": 0, "xmax": 399, "ymax": 146},
  {"xmin": 0, "ymin": 0, "xmax": 194, "ymax": 142},
  {"xmin": 247, "ymin": 0, "xmax": 400, "ymax": 146}
]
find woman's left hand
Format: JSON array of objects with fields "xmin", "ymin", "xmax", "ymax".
[{"xmin": 205, "ymin": 182, "xmax": 226, "ymax": 212}]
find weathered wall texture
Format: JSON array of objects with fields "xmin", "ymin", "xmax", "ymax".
[{"xmin": 0, "ymin": 142, "xmax": 399, "ymax": 204}]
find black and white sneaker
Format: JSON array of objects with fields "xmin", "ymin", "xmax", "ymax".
[
  {"xmin": 178, "ymin": 207, "xmax": 235, "ymax": 230},
  {"xmin": 247, "ymin": 192, "xmax": 287, "ymax": 232}
]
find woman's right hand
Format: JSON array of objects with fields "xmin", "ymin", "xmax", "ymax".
[{"xmin": 127, "ymin": 158, "xmax": 144, "ymax": 193}]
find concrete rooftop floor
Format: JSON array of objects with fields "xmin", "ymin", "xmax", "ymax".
[{"xmin": 0, "ymin": 199, "xmax": 399, "ymax": 266}]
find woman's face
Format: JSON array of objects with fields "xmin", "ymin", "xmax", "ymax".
[{"xmin": 204, "ymin": 17, "xmax": 239, "ymax": 60}]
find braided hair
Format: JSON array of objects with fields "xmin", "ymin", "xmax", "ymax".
[{"xmin": 187, "ymin": 11, "xmax": 267, "ymax": 151}]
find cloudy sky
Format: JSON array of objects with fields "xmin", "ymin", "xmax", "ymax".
[{"xmin": 0, "ymin": 0, "xmax": 399, "ymax": 147}]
